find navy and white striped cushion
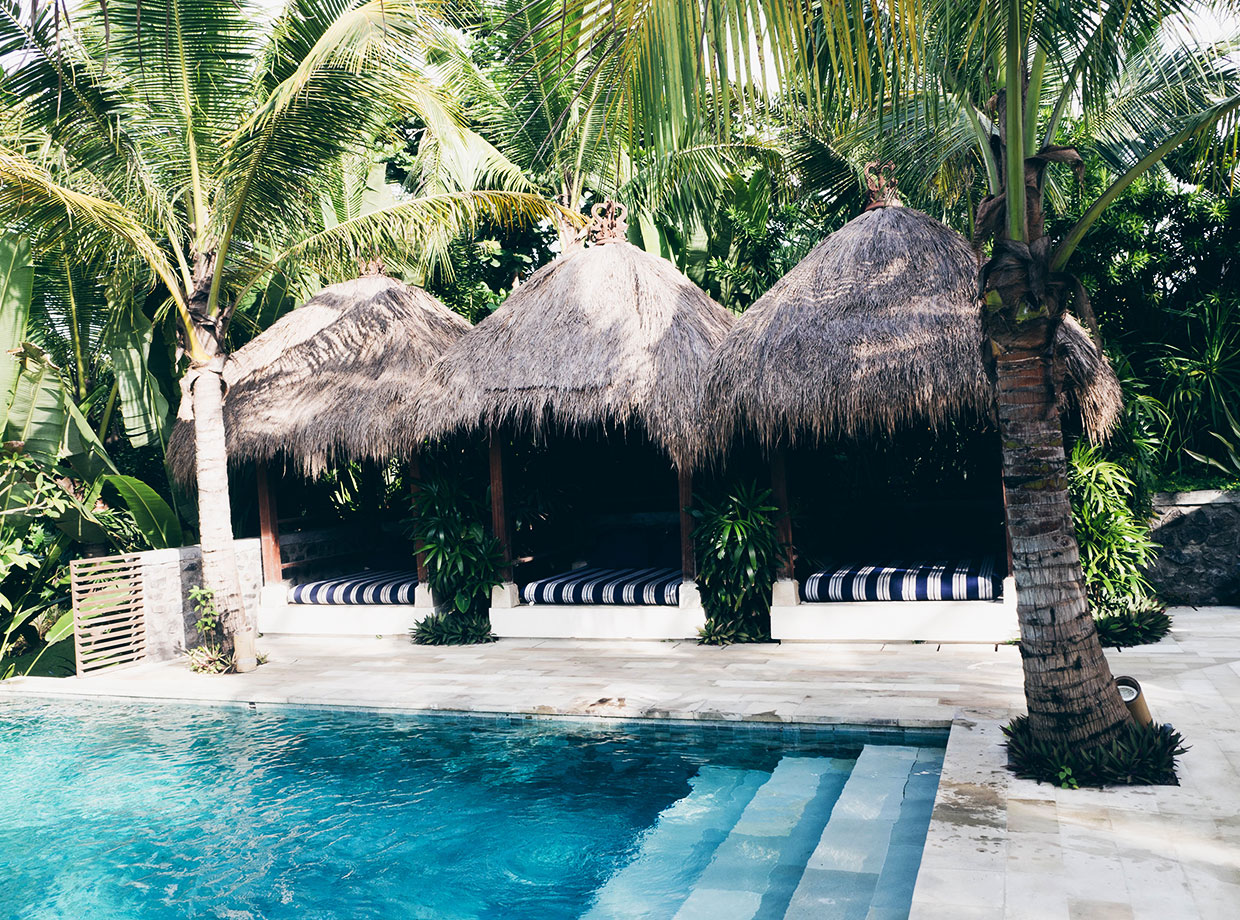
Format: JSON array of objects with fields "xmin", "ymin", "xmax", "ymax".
[
  {"xmin": 521, "ymin": 567, "xmax": 682, "ymax": 606},
  {"xmin": 289, "ymin": 570, "xmax": 418, "ymax": 605},
  {"xmin": 802, "ymin": 558, "xmax": 1001, "ymax": 603}
]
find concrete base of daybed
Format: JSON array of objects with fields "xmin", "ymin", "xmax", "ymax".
[
  {"xmin": 488, "ymin": 581, "xmax": 707, "ymax": 639},
  {"xmin": 257, "ymin": 583, "xmax": 434, "ymax": 637},
  {"xmin": 769, "ymin": 577, "xmax": 1019, "ymax": 644}
]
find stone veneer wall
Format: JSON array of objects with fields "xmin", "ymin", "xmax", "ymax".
[
  {"xmin": 141, "ymin": 538, "xmax": 262, "ymax": 662},
  {"xmin": 1147, "ymin": 491, "xmax": 1240, "ymax": 606},
  {"xmin": 277, "ymin": 526, "xmax": 362, "ymax": 577}
]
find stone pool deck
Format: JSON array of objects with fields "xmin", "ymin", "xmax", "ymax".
[{"xmin": 3, "ymin": 606, "xmax": 1238, "ymax": 920}]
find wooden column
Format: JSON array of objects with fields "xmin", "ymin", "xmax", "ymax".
[
  {"xmin": 678, "ymin": 467, "xmax": 696, "ymax": 579},
  {"xmin": 489, "ymin": 435, "xmax": 514, "ymax": 581},
  {"xmin": 770, "ymin": 449, "xmax": 795, "ymax": 579},
  {"xmin": 255, "ymin": 462, "xmax": 282, "ymax": 586},
  {"xmin": 408, "ymin": 455, "xmax": 429, "ymax": 585}
]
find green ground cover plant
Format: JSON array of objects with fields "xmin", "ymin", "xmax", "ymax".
[
  {"xmin": 1004, "ymin": 716, "xmax": 1187, "ymax": 787},
  {"xmin": 186, "ymin": 586, "xmax": 234, "ymax": 674}
]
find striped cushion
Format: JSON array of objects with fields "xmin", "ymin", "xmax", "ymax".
[
  {"xmin": 289, "ymin": 570, "xmax": 418, "ymax": 605},
  {"xmin": 521, "ymin": 567, "xmax": 682, "ymax": 606},
  {"xmin": 802, "ymin": 558, "xmax": 1001, "ymax": 603}
]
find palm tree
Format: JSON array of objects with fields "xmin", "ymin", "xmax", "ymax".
[
  {"xmin": 856, "ymin": 2, "xmax": 1239, "ymax": 749},
  {"xmin": 457, "ymin": 0, "xmax": 782, "ymax": 252},
  {"xmin": 0, "ymin": 0, "xmax": 571, "ymax": 646},
  {"xmin": 526, "ymin": 0, "xmax": 1239, "ymax": 749}
]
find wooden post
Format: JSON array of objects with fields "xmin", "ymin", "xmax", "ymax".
[
  {"xmin": 770, "ymin": 449, "xmax": 795, "ymax": 579},
  {"xmin": 256, "ymin": 462, "xmax": 282, "ymax": 586},
  {"xmin": 408, "ymin": 455, "xmax": 429, "ymax": 585},
  {"xmin": 678, "ymin": 467, "xmax": 696, "ymax": 579},
  {"xmin": 489, "ymin": 435, "xmax": 513, "ymax": 581}
]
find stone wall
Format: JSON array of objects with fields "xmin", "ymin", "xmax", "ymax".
[
  {"xmin": 1147, "ymin": 491, "xmax": 1240, "ymax": 606},
  {"xmin": 277, "ymin": 526, "xmax": 361, "ymax": 579},
  {"xmin": 141, "ymin": 539, "xmax": 263, "ymax": 661}
]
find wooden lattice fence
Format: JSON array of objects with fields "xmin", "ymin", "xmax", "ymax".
[{"xmin": 70, "ymin": 554, "xmax": 146, "ymax": 676}]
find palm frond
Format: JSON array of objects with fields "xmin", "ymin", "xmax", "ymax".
[
  {"xmin": 240, "ymin": 189, "xmax": 581, "ymax": 289},
  {"xmin": 216, "ymin": 0, "xmax": 466, "ymax": 266},
  {"xmin": 0, "ymin": 0, "xmax": 176, "ymax": 231},
  {"xmin": 0, "ymin": 149, "xmax": 185, "ymax": 311}
]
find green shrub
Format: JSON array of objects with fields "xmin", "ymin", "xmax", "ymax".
[
  {"xmin": 693, "ymin": 480, "xmax": 784, "ymax": 645},
  {"xmin": 407, "ymin": 461, "xmax": 504, "ymax": 644},
  {"xmin": 1186, "ymin": 401, "xmax": 1240, "ymax": 479},
  {"xmin": 187, "ymin": 642, "xmax": 234, "ymax": 674},
  {"xmin": 187, "ymin": 585, "xmax": 234, "ymax": 674},
  {"xmin": 1003, "ymin": 715, "xmax": 1187, "ymax": 787},
  {"xmin": 411, "ymin": 612, "xmax": 497, "ymax": 646},
  {"xmin": 1092, "ymin": 594, "xmax": 1172, "ymax": 648},
  {"xmin": 1069, "ymin": 443, "xmax": 1160, "ymax": 602},
  {"xmin": 1068, "ymin": 443, "xmax": 1174, "ymax": 643}
]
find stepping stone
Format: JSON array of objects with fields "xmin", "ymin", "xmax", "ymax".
[
  {"xmin": 784, "ymin": 745, "xmax": 923, "ymax": 920},
  {"xmin": 583, "ymin": 765, "xmax": 767, "ymax": 920},
  {"xmin": 673, "ymin": 756, "xmax": 849, "ymax": 920}
]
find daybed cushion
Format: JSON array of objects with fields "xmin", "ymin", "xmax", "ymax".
[
  {"xmin": 521, "ymin": 567, "xmax": 682, "ymax": 606},
  {"xmin": 289, "ymin": 570, "xmax": 418, "ymax": 605},
  {"xmin": 801, "ymin": 558, "xmax": 1001, "ymax": 603}
]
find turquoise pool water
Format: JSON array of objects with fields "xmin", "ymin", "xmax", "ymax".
[{"xmin": 0, "ymin": 699, "xmax": 944, "ymax": 919}]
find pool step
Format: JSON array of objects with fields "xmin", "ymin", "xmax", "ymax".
[
  {"xmin": 672, "ymin": 756, "xmax": 850, "ymax": 920},
  {"xmin": 583, "ymin": 765, "xmax": 768, "ymax": 920},
  {"xmin": 783, "ymin": 744, "xmax": 933, "ymax": 920}
]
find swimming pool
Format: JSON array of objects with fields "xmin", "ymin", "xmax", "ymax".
[{"xmin": 0, "ymin": 698, "xmax": 944, "ymax": 919}]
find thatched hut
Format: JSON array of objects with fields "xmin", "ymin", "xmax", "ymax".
[
  {"xmin": 411, "ymin": 204, "xmax": 734, "ymax": 639},
  {"xmin": 701, "ymin": 204, "xmax": 1121, "ymax": 451},
  {"xmin": 168, "ymin": 273, "xmax": 470, "ymax": 481},
  {"xmin": 700, "ymin": 182, "xmax": 1122, "ymax": 643},
  {"xmin": 168, "ymin": 273, "xmax": 470, "ymax": 634}
]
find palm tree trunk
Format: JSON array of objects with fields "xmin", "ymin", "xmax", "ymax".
[
  {"xmin": 993, "ymin": 337, "xmax": 1133, "ymax": 746},
  {"xmin": 191, "ymin": 364, "xmax": 248, "ymax": 648}
]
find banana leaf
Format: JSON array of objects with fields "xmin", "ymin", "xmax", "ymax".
[
  {"xmin": 0, "ymin": 234, "xmax": 33, "ymax": 428},
  {"xmin": 104, "ymin": 474, "xmax": 182, "ymax": 548}
]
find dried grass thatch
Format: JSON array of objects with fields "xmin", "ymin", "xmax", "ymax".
[
  {"xmin": 701, "ymin": 204, "xmax": 1123, "ymax": 453},
  {"xmin": 411, "ymin": 240, "xmax": 735, "ymax": 470},
  {"xmin": 168, "ymin": 274, "xmax": 470, "ymax": 483}
]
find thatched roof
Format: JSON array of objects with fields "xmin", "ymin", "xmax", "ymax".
[
  {"xmin": 701, "ymin": 203, "xmax": 1122, "ymax": 452},
  {"xmin": 411, "ymin": 240, "xmax": 735, "ymax": 470},
  {"xmin": 167, "ymin": 274, "xmax": 470, "ymax": 483}
]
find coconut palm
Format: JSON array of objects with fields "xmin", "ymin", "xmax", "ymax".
[
  {"xmin": 0, "ymin": 0, "xmax": 573, "ymax": 646},
  {"xmin": 525, "ymin": 0, "xmax": 1239, "ymax": 749},
  {"xmin": 456, "ymin": 0, "xmax": 783, "ymax": 250}
]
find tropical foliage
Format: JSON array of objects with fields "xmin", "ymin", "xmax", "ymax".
[
  {"xmin": 693, "ymin": 481, "xmax": 784, "ymax": 645},
  {"xmin": 1004, "ymin": 715, "xmax": 1187, "ymax": 787},
  {"xmin": 0, "ymin": 0, "xmax": 1233, "ymax": 774},
  {"xmin": 0, "ymin": 233, "xmax": 185, "ymax": 677},
  {"xmin": 407, "ymin": 459, "xmax": 503, "ymax": 641},
  {"xmin": 1068, "ymin": 443, "xmax": 1171, "ymax": 648}
]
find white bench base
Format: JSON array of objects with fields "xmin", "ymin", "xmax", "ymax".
[
  {"xmin": 258, "ymin": 601, "xmax": 428, "ymax": 637},
  {"xmin": 490, "ymin": 605, "xmax": 706, "ymax": 640},
  {"xmin": 770, "ymin": 577, "xmax": 1019, "ymax": 643}
]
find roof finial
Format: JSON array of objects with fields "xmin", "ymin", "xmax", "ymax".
[
  {"xmin": 587, "ymin": 201, "xmax": 629, "ymax": 245},
  {"xmin": 863, "ymin": 161, "xmax": 899, "ymax": 211},
  {"xmin": 358, "ymin": 255, "xmax": 386, "ymax": 276}
]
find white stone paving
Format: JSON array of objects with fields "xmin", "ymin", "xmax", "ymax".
[{"xmin": 2, "ymin": 607, "xmax": 1238, "ymax": 919}]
